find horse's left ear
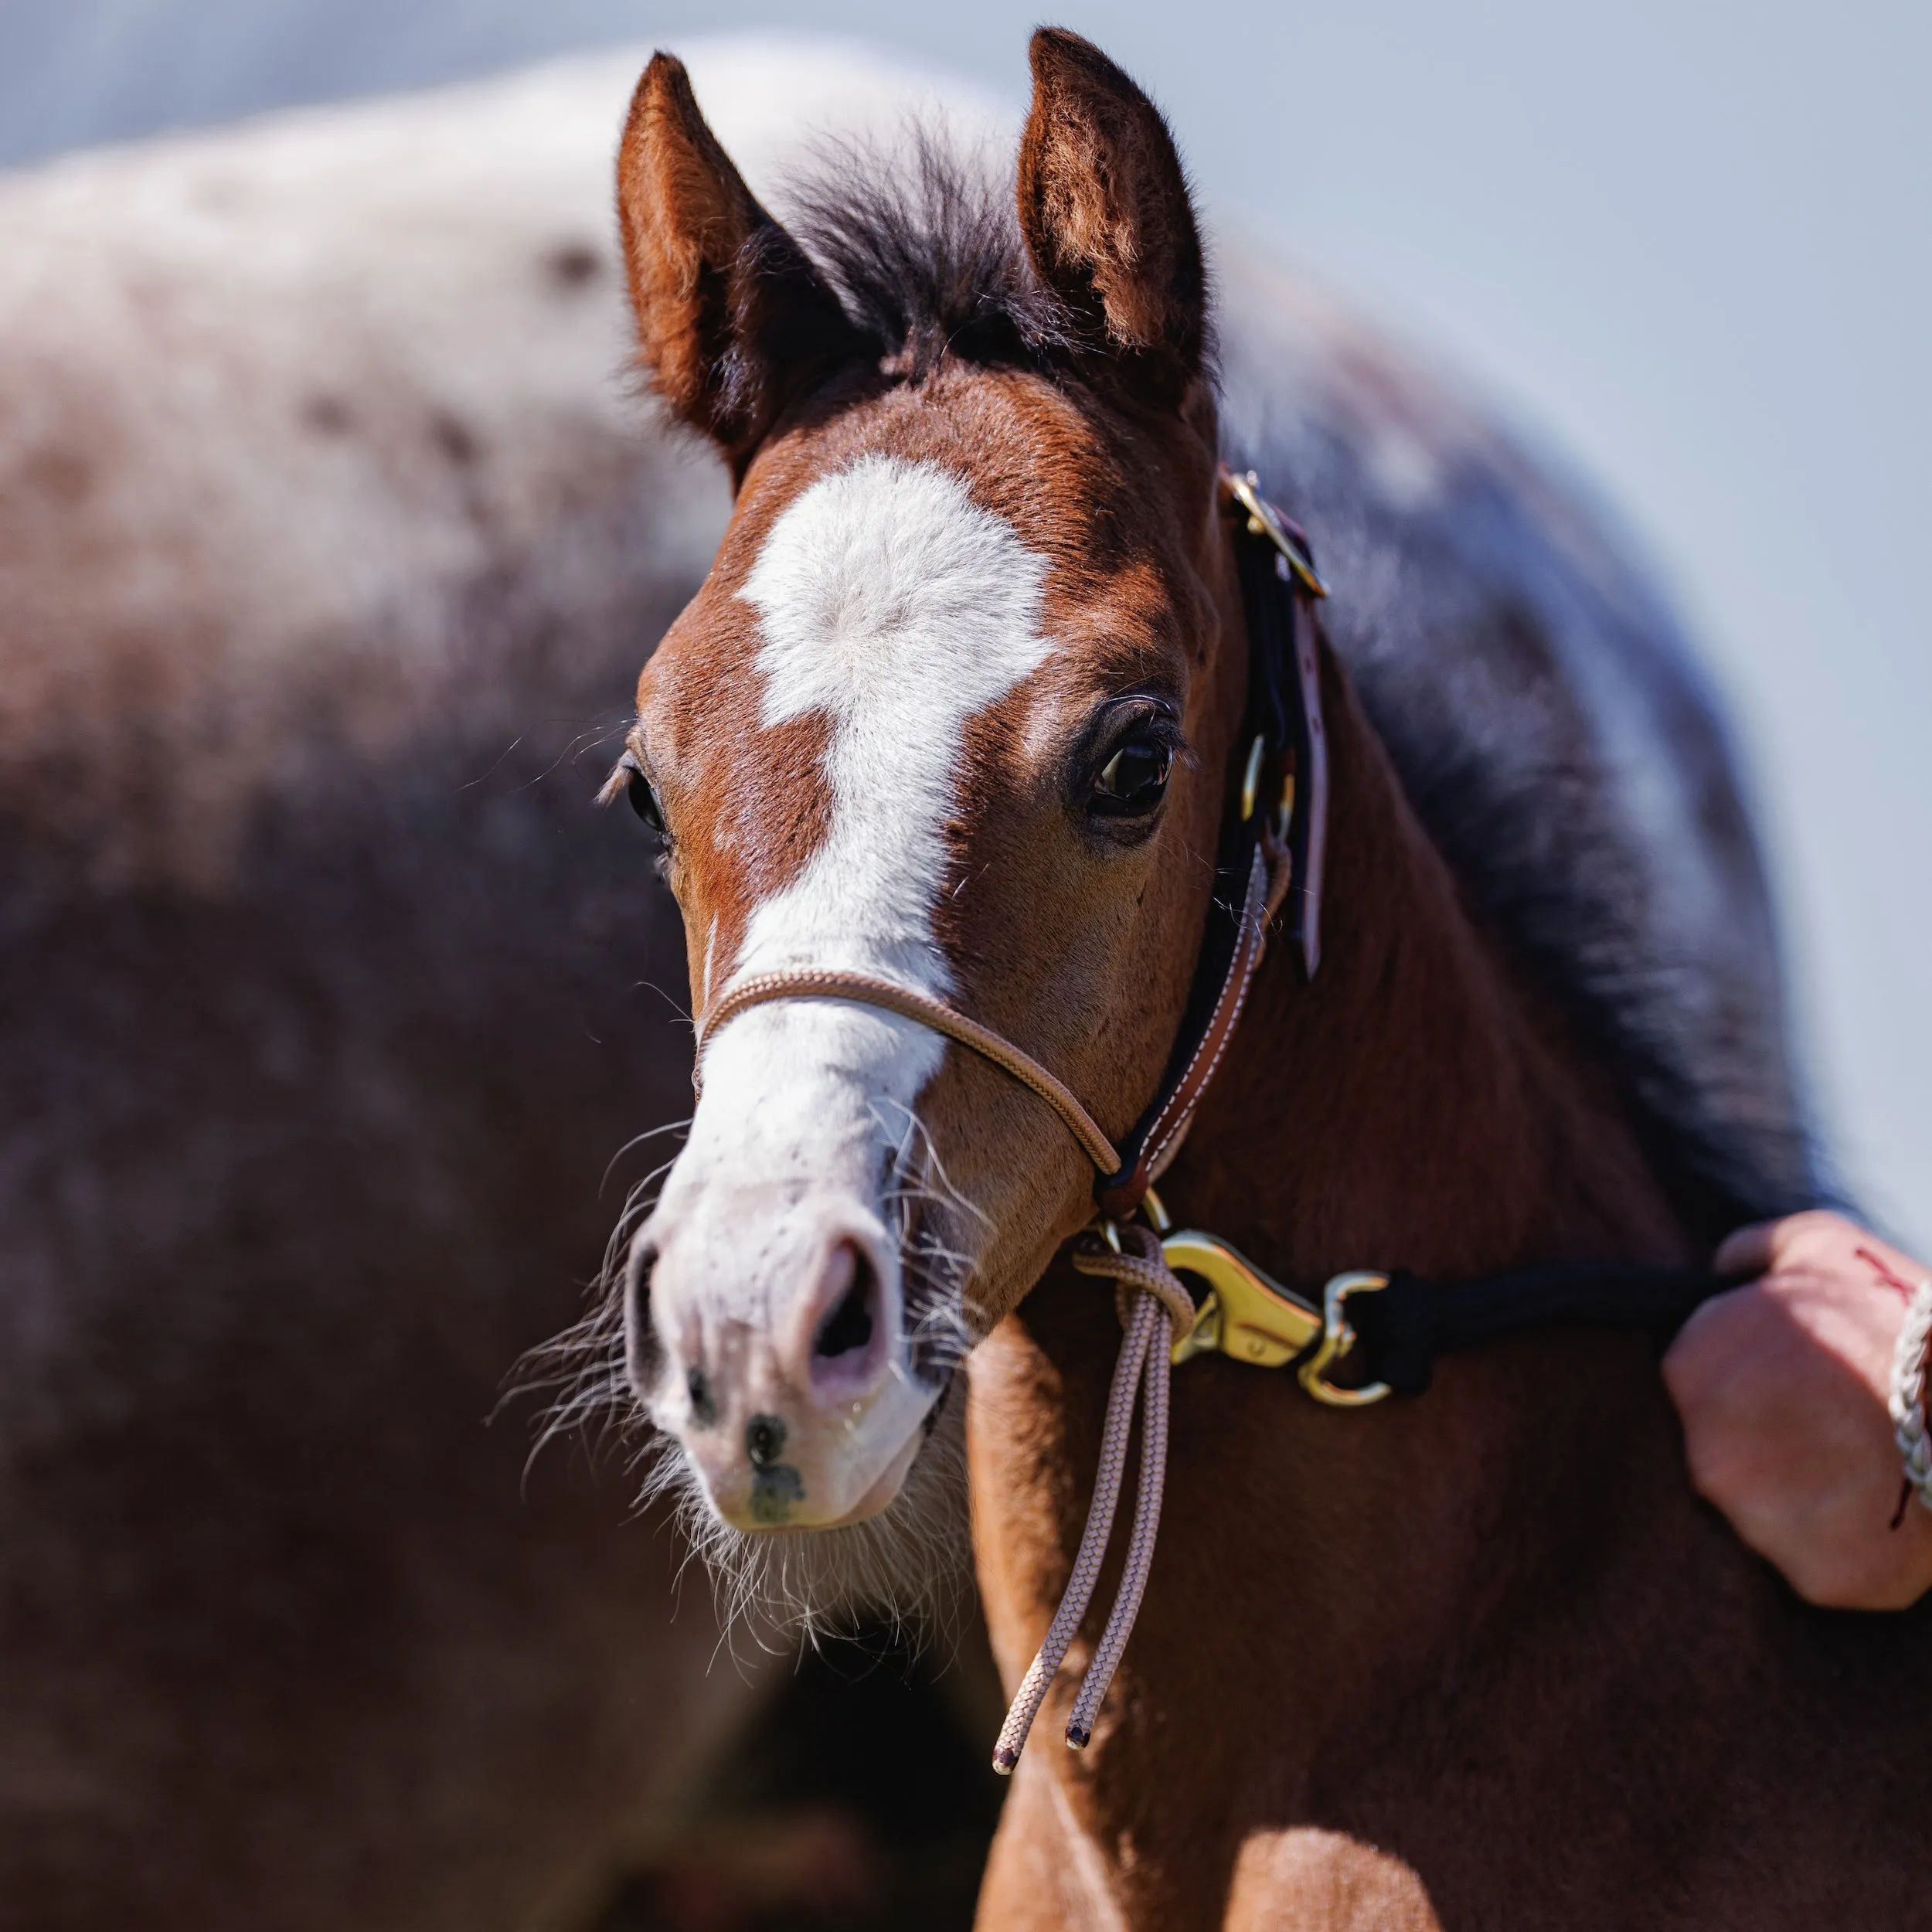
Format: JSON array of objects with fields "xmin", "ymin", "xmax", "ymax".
[
  {"xmin": 616, "ymin": 53, "xmax": 862, "ymax": 468},
  {"xmin": 1017, "ymin": 29, "xmax": 1208, "ymax": 405}
]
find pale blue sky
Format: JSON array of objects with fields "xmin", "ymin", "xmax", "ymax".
[{"xmin": 5, "ymin": 0, "xmax": 1926, "ymax": 1243}]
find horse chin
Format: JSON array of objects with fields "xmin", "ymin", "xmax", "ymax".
[
  {"xmin": 699, "ymin": 1389, "xmax": 934, "ymax": 1534},
  {"xmin": 648, "ymin": 1376, "xmax": 971, "ymax": 1639}
]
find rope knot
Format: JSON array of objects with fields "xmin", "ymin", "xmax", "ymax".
[{"xmin": 1071, "ymin": 1223, "xmax": 1198, "ymax": 1337}]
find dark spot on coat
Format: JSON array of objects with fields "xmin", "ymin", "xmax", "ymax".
[
  {"xmin": 431, "ymin": 412, "xmax": 480, "ymax": 467},
  {"xmin": 301, "ymin": 394, "xmax": 353, "ymax": 435},
  {"xmin": 22, "ymin": 445, "xmax": 92, "ymax": 503}
]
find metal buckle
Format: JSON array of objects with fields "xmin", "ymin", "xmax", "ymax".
[
  {"xmin": 1241, "ymin": 736, "xmax": 1298, "ymax": 848},
  {"xmin": 1296, "ymin": 1271, "xmax": 1393, "ymax": 1406},
  {"xmin": 1158, "ymin": 1230, "xmax": 1323, "ymax": 1369},
  {"xmin": 1226, "ymin": 470, "xmax": 1328, "ymax": 600}
]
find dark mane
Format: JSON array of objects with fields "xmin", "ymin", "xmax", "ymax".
[
  {"xmin": 783, "ymin": 130, "xmax": 1072, "ymax": 378},
  {"xmin": 1221, "ymin": 322, "xmax": 1828, "ymax": 1243}
]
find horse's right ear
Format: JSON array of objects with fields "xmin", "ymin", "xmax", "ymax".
[{"xmin": 616, "ymin": 54, "xmax": 861, "ymax": 468}]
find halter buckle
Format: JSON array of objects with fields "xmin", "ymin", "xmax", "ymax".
[
  {"xmin": 1297, "ymin": 1271, "xmax": 1394, "ymax": 1406},
  {"xmin": 1226, "ymin": 469, "xmax": 1328, "ymax": 599}
]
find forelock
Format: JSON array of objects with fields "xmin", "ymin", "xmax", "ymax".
[{"xmin": 781, "ymin": 126, "xmax": 1076, "ymax": 379}]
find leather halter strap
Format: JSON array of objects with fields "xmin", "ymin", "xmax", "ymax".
[
  {"xmin": 697, "ymin": 968, "xmax": 1123, "ymax": 1175},
  {"xmin": 1094, "ymin": 471, "xmax": 1326, "ymax": 1216},
  {"xmin": 692, "ymin": 469, "xmax": 1328, "ymax": 1207}
]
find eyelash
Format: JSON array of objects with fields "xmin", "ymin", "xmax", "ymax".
[{"xmin": 603, "ymin": 752, "xmax": 672, "ymax": 845}]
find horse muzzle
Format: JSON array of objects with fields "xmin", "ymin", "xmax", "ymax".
[{"xmin": 629, "ymin": 1181, "xmax": 939, "ymax": 1530}]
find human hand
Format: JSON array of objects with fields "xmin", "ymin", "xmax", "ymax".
[{"xmin": 1663, "ymin": 1209, "xmax": 1932, "ymax": 1610}]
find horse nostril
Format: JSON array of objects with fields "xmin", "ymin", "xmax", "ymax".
[
  {"xmin": 746, "ymin": 1412, "xmax": 787, "ymax": 1468},
  {"xmin": 813, "ymin": 1245, "xmax": 877, "ymax": 1361},
  {"xmin": 623, "ymin": 1238, "xmax": 662, "ymax": 1396},
  {"xmin": 686, "ymin": 1366, "xmax": 717, "ymax": 1427}
]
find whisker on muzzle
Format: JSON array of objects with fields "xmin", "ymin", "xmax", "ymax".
[
  {"xmin": 502, "ymin": 1148, "xmax": 682, "ymax": 1478},
  {"xmin": 509, "ymin": 1103, "xmax": 980, "ymax": 1642}
]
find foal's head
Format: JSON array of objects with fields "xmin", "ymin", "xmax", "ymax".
[{"xmin": 614, "ymin": 32, "xmax": 1244, "ymax": 1586}]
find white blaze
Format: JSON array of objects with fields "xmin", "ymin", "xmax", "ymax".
[
  {"xmin": 647, "ymin": 453, "xmax": 1055, "ymax": 1360},
  {"xmin": 715, "ymin": 451, "xmax": 1054, "ymax": 1135},
  {"xmin": 736, "ymin": 451, "xmax": 1054, "ymax": 993}
]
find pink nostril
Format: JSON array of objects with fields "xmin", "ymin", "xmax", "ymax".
[{"xmin": 811, "ymin": 1240, "xmax": 879, "ymax": 1383}]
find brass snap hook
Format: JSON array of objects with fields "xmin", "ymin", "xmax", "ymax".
[{"xmin": 1296, "ymin": 1271, "xmax": 1393, "ymax": 1406}]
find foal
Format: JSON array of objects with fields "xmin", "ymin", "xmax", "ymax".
[{"xmin": 608, "ymin": 30, "xmax": 1929, "ymax": 1927}]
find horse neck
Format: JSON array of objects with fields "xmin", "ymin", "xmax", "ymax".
[
  {"xmin": 1176, "ymin": 640, "xmax": 1688, "ymax": 1283},
  {"xmin": 968, "ymin": 637, "xmax": 1701, "ymax": 1879}
]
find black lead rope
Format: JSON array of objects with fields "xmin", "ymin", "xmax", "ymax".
[{"xmin": 1347, "ymin": 1262, "xmax": 1740, "ymax": 1397}]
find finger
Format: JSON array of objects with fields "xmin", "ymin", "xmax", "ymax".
[{"xmin": 1713, "ymin": 1219, "xmax": 1779, "ymax": 1278}]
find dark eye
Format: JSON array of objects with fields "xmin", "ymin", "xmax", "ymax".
[
  {"xmin": 1090, "ymin": 734, "xmax": 1173, "ymax": 816},
  {"xmin": 625, "ymin": 767, "xmax": 666, "ymax": 834}
]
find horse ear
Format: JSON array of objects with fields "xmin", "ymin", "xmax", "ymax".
[
  {"xmin": 1016, "ymin": 29, "xmax": 1208, "ymax": 403},
  {"xmin": 616, "ymin": 53, "xmax": 862, "ymax": 464}
]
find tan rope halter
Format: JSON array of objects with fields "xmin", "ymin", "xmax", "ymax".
[{"xmin": 697, "ymin": 969, "xmax": 1121, "ymax": 1175}]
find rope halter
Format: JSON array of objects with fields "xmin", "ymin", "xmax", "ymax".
[{"xmin": 993, "ymin": 1224, "xmax": 1198, "ymax": 1769}]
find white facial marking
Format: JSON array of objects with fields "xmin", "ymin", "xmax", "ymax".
[
  {"xmin": 685, "ymin": 454, "xmax": 1055, "ymax": 1158},
  {"xmin": 737, "ymin": 451, "xmax": 1054, "ymax": 994},
  {"xmin": 642, "ymin": 454, "xmax": 1056, "ymax": 1498}
]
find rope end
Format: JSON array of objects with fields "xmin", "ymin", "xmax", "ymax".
[
  {"xmin": 992, "ymin": 1747, "xmax": 1019, "ymax": 1777},
  {"xmin": 1065, "ymin": 1724, "xmax": 1092, "ymax": 1750}
]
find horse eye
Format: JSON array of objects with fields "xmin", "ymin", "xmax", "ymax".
[
  {"xmin": 626, "ymin": 768, "xmax": 666, "ymax": 834},
  {"xmin": 1091, "ymin": 736, "xmax": 1173, "ymax": 815}
]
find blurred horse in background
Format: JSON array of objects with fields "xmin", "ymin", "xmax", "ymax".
[{"xmin": 0, "ymin": 43, "xmax": 1010, "ymax": 1932}]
